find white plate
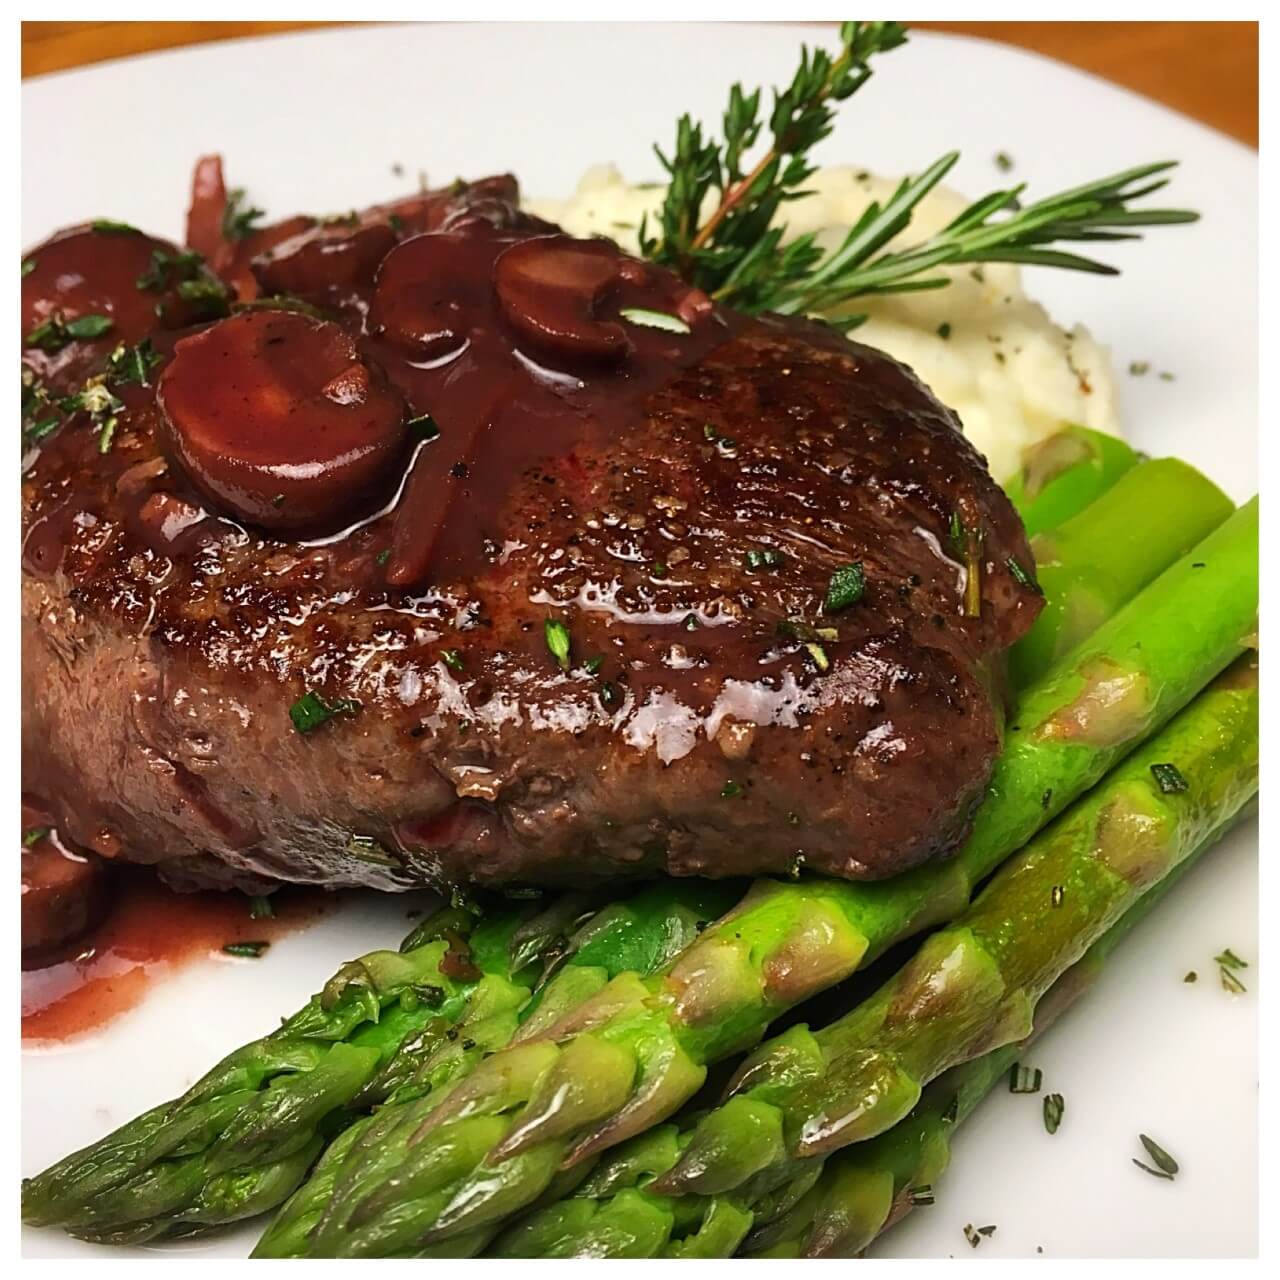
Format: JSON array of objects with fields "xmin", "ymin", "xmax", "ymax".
[{"xmin": 21, "ymin": 22, "xmax": 1258, "ymax": 1259}]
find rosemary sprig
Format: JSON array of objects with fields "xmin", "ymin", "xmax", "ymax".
[
  {"xmin": 640, "ymin": 21, "xmax": 907, "ymax": 304},
  {"xmin": 641, "ymin": 22, "xmax": 1199, "ymax": 321}
]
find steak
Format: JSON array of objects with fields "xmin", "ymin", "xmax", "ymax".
[{"xmin": 20, "ymin": 163, "xmax": 1042, "ymax": 893}]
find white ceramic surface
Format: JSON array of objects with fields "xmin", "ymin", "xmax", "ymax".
[{"xmin": 21, "ymin": 22, "xmax": 1258, "ymax": 1259}]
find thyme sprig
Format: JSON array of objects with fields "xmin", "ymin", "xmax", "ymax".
[{"xmin": 641, "ymin": 22, "xmax": 1198, "ymax": 322}]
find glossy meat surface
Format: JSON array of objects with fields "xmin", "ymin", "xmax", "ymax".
[{"xmin": 21, "ymin": 167, "xmax": 1041, "ymax": 892}]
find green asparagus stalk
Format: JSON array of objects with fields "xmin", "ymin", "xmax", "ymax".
[
  {"xmin": 493, "ymin": 803, "xmax": 1248, "ymax": 1258},
  {"xmin": 746, "ymin": 804, "xmax": 1253, "ymax": 1258},
  {"xmin": 1001, "ymin": 425, "xmax": 1138, "ymax": 539},
  {"xmin": 658, "ymin": 654, "xmax": 1258, "ymax": 1202},
  {"xmin": 21, "ymin": 879, "xmax": 739, "ymax": 1243},
  {"xmin": 1010, "ymin": 457, "xmax": 1231, "ymax": 686},
  {"xmin": 273, "ymin": 502, "xmax": 1257, "ymax": 1255}
]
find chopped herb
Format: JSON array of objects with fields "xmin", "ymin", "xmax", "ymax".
[
  {"xmin": 27, "ymin": 313, "xmax": 114, "ymax": 352},
  {"xmin": 440, "ymin": 649, "xmax": 465, "ymax": 672},
  {"xmin": 978, "ymin": 1225, "xmax": 997, "ymax": 1238},
  {"xmin": 963, "ymin": 1224, "xmax": 982, "ymax": 1249},
  {"xmin": 96, "ymin": 416, "xmax": 119, "ymax": 453},
  {"xmin": 651, "ymin": 562, "xmax": 669, "ymax": 578},
  {"xmin": 1184, "ymin": 970, "xmax": 1197, "ymax": 983},
  {"xmin": 175, "ymin": 277, "xmax": 232, "ymax": 320},
  {"xmin": 994, "ymin": 150, "xmax": 1014, "ymax": 172},
  {"xmin": 136, "ymin": 247, "xmax": 206, "ymax": 292},
  {"xmin": 598, "ymin": 681, "xmax": 621, "ymax": 710},
  {"xmin": 744, "ymin": 547, "xmax": 786, "ymax": 571},
  {"xmin": 1149, "ymin": 762, "xmax": 1189, "ymax": 794},
  {"xmin": 618, "ymin": 307, "xmax": 691, "ymax": 334},
  {"xmin": 824, "ymin": 561, "xmax": 865, "ymax": 612},
  {"xmin": 948, "ymin": 510, "xmax": 964, "ymax": 552},
  {"xmin": 22, "ymin": 827, "xmax": 50, "ymax": 847},
  {"xmin": 222, "ymin": 187, "xmax": 266, "ymax": 242},
  {"xmin": 222, "ymin": 941, "xmax": 269, "ymax": 959},
  {"xmin": 407, "ymin": 413, "xmax": 441, "ymax": 441},
  {"xmin": 376, "ymin": 548, "xmax": 391, "ymax": 566},
  {"xmin": 583, "ymin": 654, "xmax": 605, "ymax": 675},
  {"xmin": 289, "ymin": 690, "xmax": 360, "ymax": 733},
  {"xmin": 1158, "ymin": 370, "xmax": 1176, "ymax": 382},
  {"xmin": 347, "ymin": 834, "xmax": 398, "ymax": 866},
  {"xmin": 1043, "ymin": 1092, "xmax": 1065, "ymax": 1134},
  {"xmin": 720, "ymin": 780, "xmax": 743, "ymax": 798},
  {"xmin": 248, "ymin": 896, "xmax": 274, "ymax": 920},
  {"xmin": 804, "ymin": 641, "xmax": 830, "ymax": 671},
  {"xmin": 67, "ymin": 314, "xmax": 115, "ymax": 339},
  {"xmin": 106, "ymin": 338, "xmax": 162, "ymax": 387},
  {"xmin": 1215, "ymin": 947, "xmax": 1248, "ymax": 993},
  {"xmin": 702, "ymin": 423, "xmax": 718, "ymax": 440},
  {"xmin": 1006, "ymin": 555, "xmax": 1041, "ymax": 593},
  {"xmin": 22, "ymin": 257, "xmax": 36, "ymax": 278},
  {"xmin": 683, "ymin": 612, "xmax": 701, "ymax": 631},
  {"xmin": 92, "ymin": 218, "xmax": 141, "ymax": 235},
  {"xmin": 778, "ymin": 619, "xmax": 839, "ymax": 644},
  {"xmin": 545, "ymin": 618, "xmax": 572, "ymax": 671},
  {"xmin": 388, "ymin": 212, "xmax": 405, "ymax": 232},
  {"xmin": 1009, "ymin": 1063, "xmax": 1043, "ymax": 1094},
  {"xmin": 936, "ymin": 321, "xmax": 951, "ymax": 339},
  {"xmin": 24, "ymin": 415, "xmax": 59, "ymax": 446},
  {"xmin": 1051, "ymin": 885, "xmax": 1065, "ymax": 908},
  {"xmin": 1128, "ymin": 360, "xmax": 1150, "ymax": 376},
  {"xmin": 1134, "ymin": 1133, "xmax": 1179, "ymax": 1179},
  {"xmin": 908, "ymin": 1185, "xmax": 935, "ymax": 1206}
]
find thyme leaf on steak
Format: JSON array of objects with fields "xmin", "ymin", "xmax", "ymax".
[{"xmin": 642, "ymin": 22, "xmax": 1198, "ymax": 319}]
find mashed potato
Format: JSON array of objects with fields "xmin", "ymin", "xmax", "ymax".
[{"xmin": 526, "ymin": 166, "xmax": 1121, "ymax": 483}]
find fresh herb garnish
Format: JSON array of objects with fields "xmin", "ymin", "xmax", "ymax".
[
  {"xmin": 641, "ymin": 23, "xmax": 1197, "ymax": 318},
  {"xmin": 347, "ymin": 834, "xmax": 399, "ymax": 867},
  {"xmin": 175, "ymin": 277, "xmax": 233, "ymax": 320},
  {"xmin": 583, "ymin": 655, "xmax": 605, "ymax": 675},
  {"xmin": 1149, "ymin": 762, "xmax": 1189, "ymax": 794},
  {"xmin": 682, "ymin": 612, "xmax": 701, "ymax": 631},
  {"xmin": 936, "ymin": 321, "xmax": 951, "ymax": 339},
  {"xmin": 91, "ymin": 218, "xmax": 141, "ymax": 235},
  {"xmin": 1006, "ymin": 555, "xmax": 1042, "ymax": 593},
  {"xmin": 136, "ymin": 247, "xmax": 206, "ymax": 292},
  {"xmin": 720, "ymin": 780, "xmax": 743, "ymax": 798},
  {"xmin": 804, "ymin": 641, "xmax": 830, "ymax": 672},
  {"xmin": 26, "ymin": 313, "xmax": 114, "ymax": 352},
  {"xmin": 248, "ymin": 896, "xmax": 274, "ymax": 920},
  {"xmin": 824, "ymin": 561, "xmax": 865, "ymax": 612},
  {"xmin": 994, "ymin": 151, "xmax": 1015, "ymax": 173},
  {"xmin": 1009, "ymin": 1064, "xmax": 1043, "ymax": 1094},
  {"xmin": 1214, "ymin": 947, "xmax": 1248, "ymax": 993},
  {"xmin": 222, "ymin": 941, "xmax": 269, "ymax": 959},
  {"xmin": 1184, "ymin": 970, "xmax": 1197, "ymax": 983},
  {"xmin": 618, "ymin": 307, "xmax": 691, "ymax": 334},
  {"xmin": 222, "ymin": 187, "xmax": 266, "ymax": 242},
  {"xmin": 22, "ymin": 827, "xmax": 50, "ymax": 847},
  {"xmin": 105, "ymin": 338, "xmax": 162, "ymax": 387},
  {"xmin": 744, "ymin": 547, "xmax": 785, "ymax": 571},
  {"xmin": 289, "ymin": 690, "xmax": 360, "ymax": 733},
  {"xmin": 440, "ymin": 649, "xmax": 465, "ymax": 672},
  {"xmin": 1133, "ymin": 1133, "xmax": 1179, "ymax": 1180},
  {"xmin": 545, "ymin": 618, "xmax": 572, "ymax": 671},
  {"xmin": 22, "ymin": 257, "xmax": 36, "ymax": 278},
  {"xmin": 1043, "ymin": 1092, "xmax": 1065, "ymax": 1134},
  {"xmin": 407, "ymin": 413, "xmax": 441, "ymax": 441}
]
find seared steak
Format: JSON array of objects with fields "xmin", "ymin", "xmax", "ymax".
[{"xmin": 21, "ymin": 164, "xmax": 1041, "ymax": 893}]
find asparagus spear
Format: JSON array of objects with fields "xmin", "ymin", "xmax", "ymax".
[
  {"xmin": 658, "ymin": 653, "xmax": 1258, "ymax": 1201},
  {"xmin": 1011, "ymin": 457, "xmax": 1231, "ymax": 685},
  {"xmin": 273, "ymin": 502, "xmax": 1258, "ymax": 1255},
  {"xmin": 493, "ymin": 805, "xmax": 1247, "ymax": 1258},
  {"xmin": 21, "ymin": 879, "xmax": 739, "ymax": 1242},
  {"xmin": 1001, "ymin": 425, "xmax": 1138, "ymax": 539}
]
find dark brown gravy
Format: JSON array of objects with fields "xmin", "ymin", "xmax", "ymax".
[{"xmin": 22, "ymin": 869, "xmax": 336, "ymax": 1045}]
